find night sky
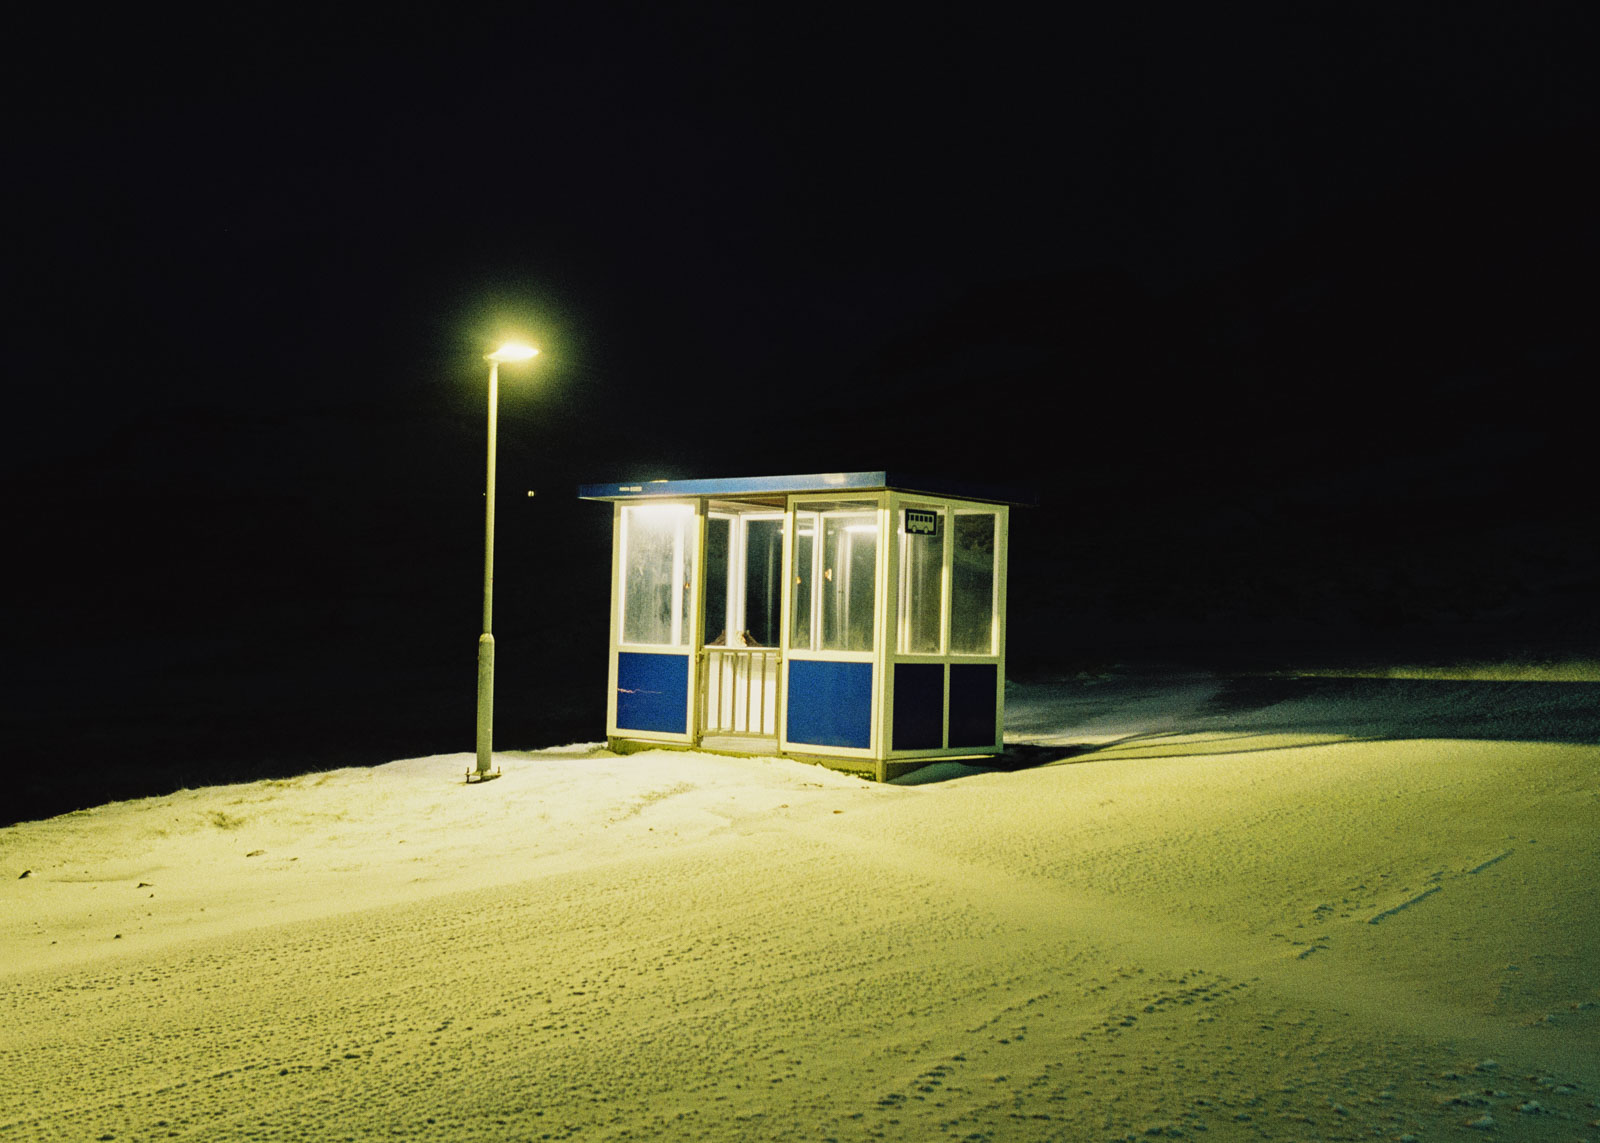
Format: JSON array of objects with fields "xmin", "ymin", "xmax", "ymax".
[{"xmin": 7, "ymin": 6, "xmax": 1596, "ymax": 824}]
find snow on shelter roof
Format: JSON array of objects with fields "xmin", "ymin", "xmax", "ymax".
[{"xmin": 576, "ymin": 471, "xmax": 1037, "ymax": 506}]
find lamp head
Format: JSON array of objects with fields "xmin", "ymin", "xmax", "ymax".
[{"xmin": 486, "ymin": 343, "xmax": 540, "ymax": 363}]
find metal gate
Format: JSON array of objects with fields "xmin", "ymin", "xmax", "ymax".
[{"xmin": 699, "ymin": 648, "xmax": 780, "ymax": 738}]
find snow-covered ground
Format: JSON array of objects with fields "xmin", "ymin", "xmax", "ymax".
[{"xmin": 2, "ymin": 671, "xmax": 1597, "ymax": 1142}]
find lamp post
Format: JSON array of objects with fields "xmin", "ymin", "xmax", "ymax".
[{"xmin": 472, "ymin": 341, "xmax": 539, "ymax": 782}]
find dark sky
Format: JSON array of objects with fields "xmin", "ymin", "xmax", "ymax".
[{"xmin": 6, "ymin": 5, "xmax": 1597, "ymax": 820}]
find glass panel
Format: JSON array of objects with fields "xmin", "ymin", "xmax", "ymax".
[
  {"xmin": 950, "ymin": 512, "xmax": 996, "ymax": 655},
  {"xmin": 898, "ymin": 507, "xmax": 944, "ymax": 654},
  {"xmin": 790, "ymin": 513, "xmax": 815, "ymax": 650},
  {"xmin": 743, "ymin": 518, "xmax": 783, "ymax": 647},
  {"xmin": 703, "ymin": 516, "xmax": 731, "ymax": 645},
  {"xmin": 821, "ymin": 512, "xmax": 877, "ymax": 652},
  {"xmin": 621, "ymin": 504, "xmax": 695, "ymax": 646}
]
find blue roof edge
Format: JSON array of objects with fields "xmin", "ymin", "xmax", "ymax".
[{"xmin": 577, "ymin": 471, "xmax": 1037, "ymax": 506}]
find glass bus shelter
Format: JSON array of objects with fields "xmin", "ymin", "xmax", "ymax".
[{"xmin": 577, "ymin": 472, "xmax": 1032, "ymax": 781}]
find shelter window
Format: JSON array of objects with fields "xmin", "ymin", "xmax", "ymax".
[
  {"xmin": 620, "ymin": 503, "xmax": 696, "ymax": 646},
  {"xmin": 742, "ymin": 518, "xmax": 784, "ymax": 646},
  {"xmin": 790, "ymin": 519, "xmax": 814, "ymax": 650},
  {"xmin": 898, "ymin": 506, "xmax": 945, "ymax": 654},
  {"xmin": 705, "ymin": 511, "xmax": 784, "ymax": 648},
  {"xmin": 950, "ymin": 512, "xmax": 997, "ymax": 655},
  {"xmin": 792, "ymin": 502, "xmax": 878, "ymax": 652},
  {"xmin": 703, "ymin": 516, "xmax": 730, "ymax": 646}
]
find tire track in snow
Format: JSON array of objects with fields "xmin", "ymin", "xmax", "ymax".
[{"xmin": 787, "ymin": 811, "xmax": 1589, "ymax": 1076}]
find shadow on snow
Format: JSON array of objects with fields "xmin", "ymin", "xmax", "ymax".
[{"xmin": 904, "ymin": 674, "xmax": 1600, "ymax": 784}]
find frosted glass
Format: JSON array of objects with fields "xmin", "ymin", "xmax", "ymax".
[
  {"xmin": 821, "ymin": 513, "xmax": 877, "ymax": 652},
  {"xmin": 899, "ymin": 511, "xmax": 944, "ymax": 654},
  {"xmin": 621, "ymin": 506, "xmax": 695, "ymax": 646}
]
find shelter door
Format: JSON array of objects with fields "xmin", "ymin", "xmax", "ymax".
[{"xmin": 700, "ymin": 510, "xmax": 783, "ymax": 741}]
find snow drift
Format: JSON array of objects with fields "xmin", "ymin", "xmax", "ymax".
[{"xmin": 2, "ymin": 672, "xmax": 1596, "ymax": 1141}]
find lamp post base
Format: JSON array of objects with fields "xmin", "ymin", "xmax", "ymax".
[
  {"xmin": 465, "ymin": 766, "xmax": 502, "ymax": 784},
  {"xmin": 474, "ymin": 632, "xmax": 495, "ymax": 780}
]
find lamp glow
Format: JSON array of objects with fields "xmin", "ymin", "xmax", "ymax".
[{"xmin": 487, "ymin": 342, "xmax": 539, "ymax": 363}]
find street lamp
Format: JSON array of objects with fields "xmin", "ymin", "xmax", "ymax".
[{"xmin": 471, "ymin": 340, "xmax": 540, "ymax": 782}]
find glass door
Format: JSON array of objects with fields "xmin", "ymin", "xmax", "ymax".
[{"xmin": 700, "ymin": 508, "xmax": 783, "ymax": 740}]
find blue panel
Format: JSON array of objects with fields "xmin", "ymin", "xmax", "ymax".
[
  {"xmin": 948, "ymin": 664, "xmax": 999, "ymax": 748},
  {"xmin": 786, "ymin": 660, "xmax": 873, "ymax": 749},
  {"xmin": 893, "ymin": 663, "xmax": 944, "ymax": 750},
  {"xmin": 616, "ymin": 652, "xmax": 689, "ymax": 735}
]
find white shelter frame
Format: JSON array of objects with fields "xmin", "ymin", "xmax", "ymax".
[{"xmin": 584, "ymin": 474, "xmax": 1023, "ymax": 780}]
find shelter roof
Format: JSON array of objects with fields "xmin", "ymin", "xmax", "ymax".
[{"xmin": 577, "ymin": 472, "xmax": 1036, "ymax": 506}]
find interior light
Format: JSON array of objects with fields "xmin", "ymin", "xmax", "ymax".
[{"xmin": 629, "ymin": 502, "xmax": 695, "ymax": 518}]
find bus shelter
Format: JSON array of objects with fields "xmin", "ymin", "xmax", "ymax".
[{"xmin": 577, "ymin": 473, "xmax": 1032, "ymax": 781}]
